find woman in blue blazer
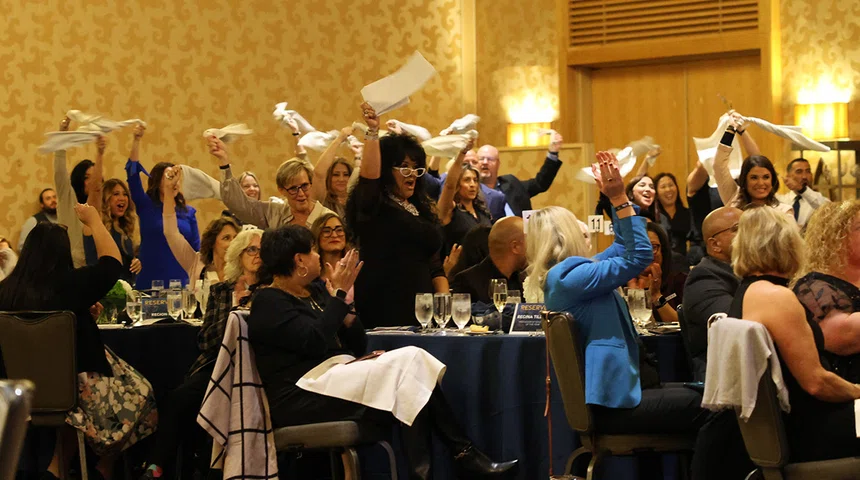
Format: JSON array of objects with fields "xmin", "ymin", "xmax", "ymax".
[{"xmin": 525, "ymin": 152, "xmax": 740, "ymax": 479}]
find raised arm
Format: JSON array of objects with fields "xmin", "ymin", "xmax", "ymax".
[
  {"xmin": 125, "ymin": 125, "xmax": 154, "ymax": 214},
  {"xmin": 82, "ymin": 136, "xmax": 107, "ymax": 236},
  {"xmin": 437, "ymin": 141, "xmax": 473, "ymax": 226},
  {"xmin": 713, "ymin": 136, "xmax": 741, "ymax": 206},
  {"xmin": 731, "ymin": 111, "xmax": 761, "ymax": 157},
  {"xmin": 358, "ymin": 103, "xmax": 381, "ymax": 180},
  {"xmin": 53, "ymin": 117, "xmax": 77, "ymax": 231},
  {"xmin": 210, "ymin": 136, "xmax": 272, "ymax": 228},
  {"xmin": 76, "ymin": 203, "xmax": 120, "ymax": 263},
  {"xmin": 523, "ymin": 132, "xmax": 564, "ymax": 197},
  {"xmin": 311, "ymin": 126, "xmax": 353, "ymax": 202},
  {"xmin": 161, "ymin": 167, "xmax": 200, "ymax": 277},
  {"xmin": 283, "ymin": 116, "xmax": 308, "ymax": 161},
  {"xmin": 633, "ymin": 147, "xmax": 660, "ymax": 179},
  {"xmin": 686, "ymin": 161, "xmax": 710, "ymax": 197}
]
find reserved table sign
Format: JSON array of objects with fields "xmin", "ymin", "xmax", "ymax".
[
  {"xmin": 509, "ymin": 303, "xmax": 546, "ymax": 335},
  {"xmin": 141, "ymin": 296, "xmax": 169, "ymax": 321}
]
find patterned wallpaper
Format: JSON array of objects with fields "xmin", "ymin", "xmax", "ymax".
[
  {"xmin": 0, "ymin": 0, "xmax": 466, "ymax": 245},
  {"xmin": 475, "ymin": 0, "xmax": 559, "ymax": 147}
]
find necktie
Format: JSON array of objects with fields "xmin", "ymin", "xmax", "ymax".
[{"xmin": 793, "ymin": 195, "xmax": 801, "ymax": 221}]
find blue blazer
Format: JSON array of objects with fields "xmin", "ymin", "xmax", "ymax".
[{"xmin": 544, "ymin": 214, "xmax": 653, "ymax": 409}]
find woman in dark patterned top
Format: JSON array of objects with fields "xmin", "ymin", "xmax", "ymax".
[
  {"xmin": 140, "ymin": 227, "xmax": 262, "ymax": 480},
  {"xmin": 793, "ymin": 200, "xmax": 860, "ymax": 382}
]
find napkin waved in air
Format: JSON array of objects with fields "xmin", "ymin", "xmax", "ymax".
[
  {"xmin": 422, "ymin": 130, "xmax": 478, "ymax": 158},
  {"xmin": 386, "ymin": 119, "xmax": 432, "ymax": 142},
  {"xmin": 203, "ymin": 124, "xmax": 254, "ymax": 143},
  {"xmin": 66, "ymin": 109, "xmax": 147, "ymax": 133},
  {"xmin": 273, "ymin": 102, "xmax": 316, "ymax": 134},
  {"xmin": 575, "ymin": 136, "xmax": 658, "ymax": 184},
  {"xmin": 440, "ymin": 114, "xmax": 480, "ymax": 136}
]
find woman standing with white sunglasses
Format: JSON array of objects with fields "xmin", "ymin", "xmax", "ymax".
[{"xmin": 344, "ymin": 103, "xmax": 450, "ymax": 328}]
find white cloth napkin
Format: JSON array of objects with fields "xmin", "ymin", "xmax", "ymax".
[
  {"xmin": 66, "ymin": 109, "xmax": 146, "ymax": 133},
  {"xmin": 273, "ymin": 102, "xmax": 316, "ymax": 134},
  {"xmin": 361, "ymin": 51, "xmax": 438, "ymax": 116},
  {"xmin": 741, "ymin": 116, "xmax": 831, "ymax": 152},
  {"xmin": 422, "ymin": 131, "xmax": 478, "ymax": 158},
  {"xmin": 38, "ymin": 131, "xmax": 102, "ymax": 154},
  {"xmin": 440, "ymin": 114, "xmax": 480, "ymax": 135},
  {"xmin": 694, "ymin": 114, "xmax": 744, "ymax": 187},
  {"xmin": 387, "ymin": 120, "xmax": 432, "ymax": 142},
  {"xmin": 296, "ymin": 346, "xmax": 446, "ymax": 426},
  {"xmin": 203, "ymin": 123, "xmax": 253, "ymax": 143},
  {"xmin": 575, "ymin": 136, "xmax": 657, "ymax": 184},
  {"xmin": 298, "ymin": 130, "xmax": 340, "ymax": 151}
]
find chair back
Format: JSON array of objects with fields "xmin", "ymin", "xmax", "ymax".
[
  {"xmin": 676, "ymin": 305, "xmax": 705, "ymax": 381},
  {"xmin": 735, "ymin": 365, "xmax": 790, "ymax": 469},
  {"xmin": 0, "ymin": 380, "xmax": 35, "ymax": 480},
  {"xmin": 0, "ymin": 311, "xmax": 77, "ymax": 413},
  {"xmin": 542, "ymin": 311, "xmax": 591, "ymax": 433}
]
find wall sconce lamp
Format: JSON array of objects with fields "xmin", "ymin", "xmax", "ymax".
[
  {"xmin": 506, "ymin": 122, "xmax": 552, "ymax": 147},
  {"xmin": 794, "ymin": 103, "xmax": 849, "ymax": 140}
]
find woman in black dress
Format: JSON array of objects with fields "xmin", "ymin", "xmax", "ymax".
[
  {"xmin": 653, "ymin": 172, "xmax": 692, "ymax": 259},
  {"xmin": 247, "ymin": 225, "xmax": 516, "ymax": 479},
  {"xmin": 344, "ymin": 103, "xmax": 448, "ymax": 328},
  {"xmin": 729, "ymin": 206, "xmax": 860, "ymax": 462},
  {"xmin": 437, "ymin": 145, "xmax": 492, "ymax": 257}
]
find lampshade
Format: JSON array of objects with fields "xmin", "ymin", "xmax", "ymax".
[
  {"xmin": 794, "ymin": 103, "xmax": 849, "ymax": 140},
  {"xmin": 506, "ymin": 123, "xmax": 552, "ymax": 147}
]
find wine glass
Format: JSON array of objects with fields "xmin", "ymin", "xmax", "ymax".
[
  {"xmin": 433, "ymin": 292, "xmax": 452, "ymax": 332},
  {"xmin": 167, "ymin": 291, "xmax": 182, "ymax": 321},
  {"xmin": 195, "ymin": 280, "xmax": 208, "ymax": 316},
  {"xmin": 625, "ymin": 288, "xmax": 653, "ymax": 334},
  {"xmin": 506, "ymin": 290, "xmax": 522, "ymax": 308},
  {"xmin": 490, "ymin": 279, "xmax": 508, "ymax": 313},
  {"xmin": 451, "ymin": 294, "xmax": 472, "ymax": 333},
  {"xmin": 169, "ymin": 279, "xmax": 182, "ymax": 291},
  {"xmin": 126, "ymin": 291, "xmax": 142, "ymax": 325},
  {"xmin": 182, "ymin": 288, "xmax": 198, "ymax": 321},
  {"xmin": 151, "ymin": 280, "xmax": 164, "ymax": 296},
  {"xmin": 415, "ymin": 293, "xmax": 434, "ymax": 330}
]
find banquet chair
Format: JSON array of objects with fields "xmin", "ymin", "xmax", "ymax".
[
  {"xmin": 0, "ymin": 379, "xmax": 35, "ymax": 479},
  {"xmin": 542, "ymin": 311, "xmax": 695, "ymax": 480},
  {"xmin": 676, "ymin": 305, "xmax": 705, "ymax": 382},
  {"xmin": 736, "ymin": 365, "xmax": 860, "ymax": 480},
  {"xmin": 0, "ymin": 311, "xmax": 89, "ymax": 480}
]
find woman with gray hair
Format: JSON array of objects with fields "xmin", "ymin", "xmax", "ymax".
[
  {"xmin": 139, "ymin": 226, "xmax": 263, "ymax": 480},
  {"xmin": 208, "ymin": 136, "xmax": 334, "ymax": 228}
]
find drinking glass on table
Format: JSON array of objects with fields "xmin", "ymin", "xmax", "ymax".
[
  {"xmin": 490, "ymin": 279, "xmax": 507, "ymax": 313},
  {"xmin": 182, "ymin": 288, "xmax": 197, "ymax": 321},
  {"xmin": 506, "ymin": 290, "xmax": 522, "ymax": 308},
  {"xmin": 126, "ymin": 291, "xmax": 142, "ymax": 324},
  {"xmin": 167, "ymin": 291, "xmax": 182, "ymax": 321},
  {"xmin": 169, "ymin": 279, "xmax": 182, "ymax": 290},
  {"xmin": 415, "ymin": 293, "xmax": 434, "ymax": 330},
  {"xmin": 451, "ymin": 293, "xmax": 472, "ymax": 333},
  {"xmin": 433, "ymin": 292, "xmax": 452, "ymax": 331},
  {"xmin": 151, "ymin": 280, "xmax": 164, "ymax": 295},
  {"xmin": 625, "ymin": 288, "xmax": 653, "ymax": 334}
]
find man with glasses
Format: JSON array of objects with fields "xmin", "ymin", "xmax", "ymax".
[
  {"xmin": 681, "ymin": 206, "xmax": 742, "ymax": 380},
  {"xmin": 475, "ymin": 132, "xmax": 564, "ymax": 217}
]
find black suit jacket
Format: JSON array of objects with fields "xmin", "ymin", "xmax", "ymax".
[
  {"xmin": 682, "ymin": 256, "xmax": 739, "ymax": 379},
  {"xmin": 451, "ymin": 256, "xmax": 523, "ymax": 305},
  {"xmin": 496, "ymin": 153, "xmax": 562, "ymax": 216}
]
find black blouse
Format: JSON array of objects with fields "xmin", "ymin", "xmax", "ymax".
[
  {"xmin": 657, "ymin": 204, "xmax": 692, "ymax": 257},
  {"xmin": 443, "ymin": 207, "xmax": 492, "ymax": 256},
  {"xmin": 351, "ymin": 177, "xmax": 444, "ymax": 328}
]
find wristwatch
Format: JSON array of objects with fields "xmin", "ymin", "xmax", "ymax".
[
  {"xmin": 335, "ymin": 289, "xmax": 348, "ymax": 301},
  {"xmin": 613, "ymin": 201, "xmax": 634, "ymax": 212}
]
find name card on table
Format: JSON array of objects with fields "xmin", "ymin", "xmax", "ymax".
[
  {"xmin": 141, "ymin": 296, "xmax": 169, "ymax": 321},
  {"xmin": 509, "ymin": 303, "xmax": 546, "ymax": 335}
]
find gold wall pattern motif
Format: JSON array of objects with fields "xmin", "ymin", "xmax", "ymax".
[{"xmin": 0, "ymin": 0, "xmax": 467, "ymax": 245}]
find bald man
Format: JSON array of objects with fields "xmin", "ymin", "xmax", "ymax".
[
  {"xmin": 477, "ymin": 132, "xmax": 564, "ymax": 217},
  {"xmin": 682, "ymin": 206, "xmax": 742, "ymax": 380},
  {"xmin": 451, "ymin": 217, "xmax": 527, "ymax": 304}
]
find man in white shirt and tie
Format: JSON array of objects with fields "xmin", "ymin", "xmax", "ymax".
[{"xmin": 776, "ymin": 158, "xmax": 830, "ymax": 227}]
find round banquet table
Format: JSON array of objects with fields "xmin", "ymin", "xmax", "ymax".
[{"xmin": 86, "ymin": 325, "xmax": 689, "ymax": 480}]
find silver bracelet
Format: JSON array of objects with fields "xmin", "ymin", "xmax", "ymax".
[{"xmin": 364, "ymin": 129, "xmax": 379, "ymax": 141}]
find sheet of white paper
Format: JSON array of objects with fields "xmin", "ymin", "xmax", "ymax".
[{"xmin": 361, "ymin": 51, "xmax": 437, "ymax": 116}]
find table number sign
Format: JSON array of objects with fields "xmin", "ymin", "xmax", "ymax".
[
  {"xmin": 509, "ymin": 303, "xmax": 546, "ymax": 335},
  {"xmin": 586, "ymin": 215, "xmax": 604, "ymax": 233}
]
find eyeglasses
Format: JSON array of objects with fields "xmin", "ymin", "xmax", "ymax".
[
  {"xmin": 709, "ymin": 223, "xmax": 739, "ymax": 240},
  {"xmin": 284, "ymin": 182, "xmax": 312, "ymax": 197},
  {"xmin": 394, "ymin": 167, "xmax": 426, "ymax": 178},
  {"xmin": 321, "ymin": 226, "xmax": 345, "ymax": 238},
  {"xmin": 243, "ymin": 246, "xmax": 260, "ymax": 257}
]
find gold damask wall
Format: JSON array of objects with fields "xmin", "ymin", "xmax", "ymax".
[
  {"xmin": 0, "ymin": 0, "xmax": 468, "ymax": 245},
  {"xmin": 780, "ymin": 0, "xmax": 860, "ymax": 135}
]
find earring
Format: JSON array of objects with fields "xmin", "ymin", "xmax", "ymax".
[{"xmin": 297, "ymin": 265, "xmax": 309, "ymax": 278}]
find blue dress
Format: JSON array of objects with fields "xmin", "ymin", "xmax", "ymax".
[
  {"xmin": 126, "ymin": 159, "xmax": 199, "ymax": 289},
  {"xmin": 544, "ymin": 214, "xmax": 653, "ymax": 409}
]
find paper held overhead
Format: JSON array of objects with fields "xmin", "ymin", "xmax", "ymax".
[
  {"xmin": 203, "ymin": 123, "xmax": 253, "ymax": 143},
  {"xmin": 361, "ymin": 51, "xmax": 437, "ymax": 116}
]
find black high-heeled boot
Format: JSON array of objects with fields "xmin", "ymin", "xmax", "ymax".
[
  {"xmin": 424, "ymin": 386, "xmax": 518, "ymax": 478},
  {"xmin": 400, "ymin": 410, "xmax": 433, "ymax": 480}
]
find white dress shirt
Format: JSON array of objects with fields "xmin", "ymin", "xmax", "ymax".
[{"xmin": 776, "ymin": 187, "xmax": 830, "ymax": 227}]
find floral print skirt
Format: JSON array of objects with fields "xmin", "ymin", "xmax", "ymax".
[{"xmin": 66, "ymin": 347, "xmax": 158, "ymax": 456}]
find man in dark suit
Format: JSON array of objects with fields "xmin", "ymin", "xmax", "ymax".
[
  {"xmin": 682, "ymin": 206, "xmax": 742, "ymax": 381},
  {"xmin": 476, "ymin": 132, "xmax": 563, "ymax": 216},
  {"xmin": 451, "ymin": 216, "xmax": 527, "ymax": 304}
]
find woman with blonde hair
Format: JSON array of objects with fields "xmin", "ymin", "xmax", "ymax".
[
  {"xmin": 729, "ymin": 205, "xmax": 860, "ymax": 462},
  {"xmin": 140, "ymin": 227, "xmax": 263, "ymax": 480},
  {"xmin": 793, "ymin": 200, "xmax": 860, "ymax": 380},
  {"xmin": 83, "ymin": 178, "xmax": 142, "ymax": 283}
]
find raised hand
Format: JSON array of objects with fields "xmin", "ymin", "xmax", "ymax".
[
  {"xmin": 208, "ymin": 135, "xmax": 229, "ymax": 165},
  {"xmin": 133, "ymin": 124, "xmax": 146, "ymax": 139},
  {"xmin": 341, "ymin": 126, "xmax": 355, "ymax": 137},
  {"xmin": 60, "ymin": 116, "xmax": 71, "ymax": 132},
  {"xmin": 461, "ymin": 138, "xmax": 475, "ymax": 156},
  {"xmin": 74, "ymin": 203, "xmax": 101, "ymax": 227},
  {"xmin": 361, "ymin": 102, "xmax": 379, "ymax": 130},
  {"xmin": 285, "ymin": 117, "xmax": 300, "ymax": 135},
  {"xmin": 161, "ymin": 166, "xmax": 182, "ymax": 196},
  {"xmin": 96, "ymin": 135, "xmax": 107, "ymax": 155},
  {"xmin": 386, "ymin": 120, "xmax": 403, "ymax": 135},
  {"xmin": 327, "ymin": 249, "xmax": 364, "ymax": 294},
  {"xmin": 592, "ymin": 151, "xmax": 625, "ymax": 200},
  {"xmin": 549, "ymin": 132, "xmax": 563, "ymax": 153}
]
